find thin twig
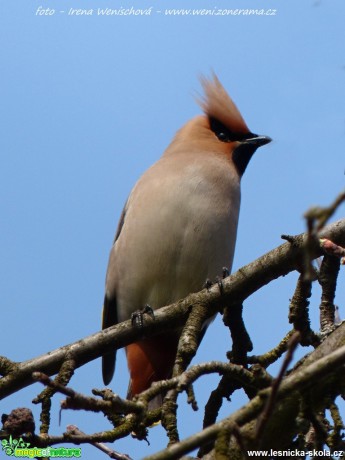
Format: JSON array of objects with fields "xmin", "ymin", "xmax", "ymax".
[
  {"xmin": 255, "ymin": 332, "xmax": 301, "ymax": 440},
  {"xmin": 32, "ymin": 372, "xmax": 143, "ymax": 415},
  {"xmin": 66, "ymin": 425, "xmax": 133, "ymax": 460},
  {"xmin": 248, "ymin": 330, "xmax": 296, "ymax": 367}
]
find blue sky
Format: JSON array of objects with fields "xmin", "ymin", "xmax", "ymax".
[{"xmin": 1, "ymin": 0, "xmax": 345, "ymax": 458}]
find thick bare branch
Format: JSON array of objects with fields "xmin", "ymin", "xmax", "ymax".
[{"xmin": 1, "ymin": 219, "xmax": 345, "ymax": 400}]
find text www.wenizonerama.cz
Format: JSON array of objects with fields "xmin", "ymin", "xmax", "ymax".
[{"xmin": 35, "ymin": 7, "xmax": 278, "ymax": 16}]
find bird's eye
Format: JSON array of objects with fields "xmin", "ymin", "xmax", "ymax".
[
  {"xmin": 209, "ymin": 117, "xmax": 233, "ymax": 143},
  {"xmin": 217, "ymin": 132, "xmax": 229, "ymax": 142}
]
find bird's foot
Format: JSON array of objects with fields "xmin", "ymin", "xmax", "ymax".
[
  {"xmin": 222, "ymin": 267, "xmax": 230, "ymax": 279},
  {"xmin": 203, "ymin": 279, "xmax": 213, "ymax": 291},
  {"xmin": 131, "ymin": 304, "xmax": 155, "ymax": 328},
  {"xmin": 204, "ymin": 267, "xmax": 229, "ymax": 295},
  {"xmin": 217, "ymin": 267, "xmax": 229, "ymax": 295}
]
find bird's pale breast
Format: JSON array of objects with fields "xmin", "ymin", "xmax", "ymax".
[{"xmin": 106, "ymin": 153, "xmax": 241, "ymax": 322}]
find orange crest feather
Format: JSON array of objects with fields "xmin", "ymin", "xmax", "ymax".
[{"xmin": 198, "ymin": 73, "xmax": 249, "ymax": 134}]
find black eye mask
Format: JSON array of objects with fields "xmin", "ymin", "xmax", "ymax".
[{"xmin": 209, "ymin": 117, "xmax": 252, "ymax": 143}]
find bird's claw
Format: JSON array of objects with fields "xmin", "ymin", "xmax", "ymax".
[
  {"xmin": 222, "ymin": 267, "xmax": 230, "ymax": 279},
  {"xmin": 203, "ymin": 279, "xmax": 213, "ymax": 291},
  {"xmin": 215, "ymin": 276, "xmax": 224, "ymax": 295},
  {"xmin": 131, "ymin": 304, "xmax": 155, "ymax": 328},
  {"xmin": 216, "ymin": 267, "xmax": 229, "ymax": 295},
  {"xmin": 204, "ymin": 268, "xmax": 229, "ymax": 294}
]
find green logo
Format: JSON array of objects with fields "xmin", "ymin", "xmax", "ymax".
[{"xmin": 1, "ymin": 436, "xmax": 82, "ymax": 458}]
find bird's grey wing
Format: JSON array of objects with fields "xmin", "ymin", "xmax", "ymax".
[
  {"xmin": 112, "ymin": 200, "xmax": 127, "ymax": 244},
  {"xmin": 102, "ymin": 200, "xmax": 127, "ymax": 385}
]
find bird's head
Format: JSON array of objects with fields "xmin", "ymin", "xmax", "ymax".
[
  {"xmin": 197, "ymin": 73, "xmax": 271, "ymax": 176},
  {"xmin": 169, "ymin": 74, "xmax": 271, "ymax": 176}
]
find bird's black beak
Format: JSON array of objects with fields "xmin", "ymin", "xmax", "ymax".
[
  {"xmin": 243, "ymin": 134, "xmax": 272, "ymax": 147},
  {"xmin": 233, "ymin": 134, "xmax": 272, "ymax": 176}
]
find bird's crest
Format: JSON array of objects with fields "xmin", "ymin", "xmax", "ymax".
[{"xmin": 198, "ymin": 73, "xmax": 249, "ymax": 134}]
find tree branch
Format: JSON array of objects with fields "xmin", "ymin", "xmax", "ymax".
[
  {"xmin": 1, "ymin": 219, "xmax": 345, "ymax": 400},
  {"xmin": 143, "ymin": 322, "xmax": 345, "ymax": 460}
]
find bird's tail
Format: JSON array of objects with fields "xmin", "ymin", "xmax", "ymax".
[
  {"xmin": 102, "ymin": 295, "xmax": 118, "ymax": 385},
  {"xmin": 127, "ymin": 379, "xmax": 164, "ymax": 412}
]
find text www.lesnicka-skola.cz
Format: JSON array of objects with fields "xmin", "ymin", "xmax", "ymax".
[
  {"xmin": 35, "ymin": 7, "xmax": 278, "ymax": 16},
  {"xmin": 247, "ymin": 449, "xmax": 345, "ymax": 457}
]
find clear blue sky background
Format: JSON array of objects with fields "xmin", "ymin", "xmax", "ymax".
[{"xmin": 1, "ymin": 1, "xmax": 345, "ymax": 458}]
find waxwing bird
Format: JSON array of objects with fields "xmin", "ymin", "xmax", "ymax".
[{"xmin": 102, "ymin": 74, "xmax": 271, "ymax": 404}]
